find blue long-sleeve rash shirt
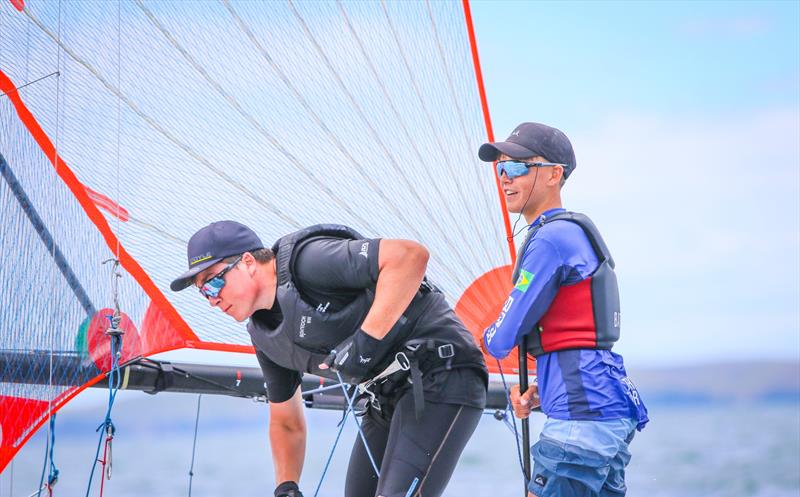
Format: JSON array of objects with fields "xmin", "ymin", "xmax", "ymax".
[{"xmin": 484, "ymin": 208, "xmax": 648, "ymax": 429}]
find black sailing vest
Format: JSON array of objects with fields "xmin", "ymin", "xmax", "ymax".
[
  {"xmin": 246, "ymin": 224, "xmax": 484, "ymax": 382},
  {"xmin": 511, "ymin": 212, "xmax": 621, "ymax": 357}
]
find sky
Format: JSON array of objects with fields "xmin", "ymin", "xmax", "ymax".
[{"xmin": 470, "ymin": 0, "xmax": 800, "ymax": 367}]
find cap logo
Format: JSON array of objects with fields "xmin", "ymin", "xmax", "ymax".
[
  {"xmin": 511, "ymin": 130, "xmax": 520, "ymax": 136},
  {"xmin": 190, "ymin": 253, "xmax": 213, "ymax": 266}
]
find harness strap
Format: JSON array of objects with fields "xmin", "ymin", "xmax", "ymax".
[
  {"xmin": 382, "ymin": 338, "xmax": 457, "ymax": 420},
  {"xmin": 409, "ymin": 356, "xmax": 425, "ymax": 420}
]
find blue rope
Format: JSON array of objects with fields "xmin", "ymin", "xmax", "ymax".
[
  {"xmin": 85, "ymin": 332, "xmax": 122, "ymax": 497},
  {"xmin": 496, "ymin": 360, "xmax": 528, "ymax": 480},
  {"xmin": 334, "ymin": 371, "xmax": 380, "ymax": 477},
  {"xmin": 188, "ymin": 394, "xmax": 202, "ymax": 497},
  {"xmin": 35, "ymin": 414, "xmax": 59, "ymax": 496},
  {"xmin": 312, "ymin": 404, "xmax": 348, "ymax": 497},
  {"xmin": 47, "ymin": 415, "xmax": 59, "ymax": 490}
]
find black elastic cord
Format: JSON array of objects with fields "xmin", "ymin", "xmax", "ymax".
[{"xmin": 507, "ymin": 168, "xmax": 540, "ymax": 241}]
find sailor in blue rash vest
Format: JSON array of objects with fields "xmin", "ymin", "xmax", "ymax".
[
  {"xmin": 479, "ymin": 122, "xmax": 649, "ymax": 497},
  {"xmin": 170, "ymin": 221, "xmax": 488, "ymax": 497}
]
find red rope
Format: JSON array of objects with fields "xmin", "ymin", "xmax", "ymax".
[{"xmin": 96, "ymin": 433, "xmax": 113, "ymax": 497}]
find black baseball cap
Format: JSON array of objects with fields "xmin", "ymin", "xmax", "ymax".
[
  {"xmin": 478, "ymin": 122, "xmax": 577, "ymax": 179},
  {"xmin": 170, "ymin": 220, "xmax": 264, "ymax": 291}
]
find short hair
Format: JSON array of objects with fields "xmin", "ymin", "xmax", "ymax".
[{"xmin": 223, "ymin": 248, "xmax": 274, "ymax": 264}]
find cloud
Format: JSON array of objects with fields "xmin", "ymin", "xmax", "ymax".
[{"xmin": 563, "ymin": 107, "xmax": 800, "ymax": 363}]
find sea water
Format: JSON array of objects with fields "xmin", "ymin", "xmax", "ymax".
[{"xmin": 2, "ymin": 392, "xmax": 798, "ymax": 497}]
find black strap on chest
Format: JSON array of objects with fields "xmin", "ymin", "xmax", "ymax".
[{"xmin": 511, "ymin": 211, "xmax": 615, "ymax": 284}]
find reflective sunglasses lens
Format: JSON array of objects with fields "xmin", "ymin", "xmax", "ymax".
[
  {"xmin": 200, "ymin": 277, "xmax": 224, "ymax": 299},
  {"xmin": 496, "ymin": 161, "xmax": 528, "ymax": 179}
]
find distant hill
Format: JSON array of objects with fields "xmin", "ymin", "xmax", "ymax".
[{"xmin": 627, "ymin": 361, "xmax": 800, "ymax": 404}]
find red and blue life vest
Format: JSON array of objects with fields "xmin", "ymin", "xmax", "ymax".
[{"xmin": 511, "ymin": 211, "xmax": 621, "ymax": 357}]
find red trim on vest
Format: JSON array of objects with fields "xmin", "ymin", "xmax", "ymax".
[{"xmin": 538, "ymin": 278, "xmax": 598, "ymax": 352}]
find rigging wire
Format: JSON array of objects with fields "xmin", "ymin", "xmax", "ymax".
[
  {"xmin": 187, "ymin": 395, "xmax": 202, "ymax": 497},
  {"xmin": 32, "ymin": 415, "xmax": 58, "ymax": 497},
  {"xmin": 85, "ymin": 261, "xmax": 125, "ymax": 497},
  {"xmin": 115, "ymin": 0, "xmax": 121, "ymax": 262},
  {"xmin": 40, "ymin": 1, "xmax": 64, "ymax": 495},
  {"xmin": 0, "ymin": 71, "xmax": 59, "ymax": 99}
]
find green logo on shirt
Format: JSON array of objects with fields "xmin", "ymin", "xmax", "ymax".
[{"xmin": 514, "ymin": 269, "xmax": 534, "ymax": 293}]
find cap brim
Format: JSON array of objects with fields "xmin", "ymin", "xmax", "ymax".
[
  {"xmin": 478, "ymin": 141, "xmax": 537, "ymax": 162},
  {"xmin": 170, "ymin": 257, "xmax": 223, "ymax": 291}
]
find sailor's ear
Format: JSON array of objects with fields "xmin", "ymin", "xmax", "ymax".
[
  {"xmin": 549, "ymin": 165, "xmax": 564, "ymax": 186},
  {"xmin": 241, "ymin": 252, "xmax": 256, "ymax": 271}
]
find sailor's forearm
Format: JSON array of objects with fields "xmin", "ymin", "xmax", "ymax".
[
  {"xmin": 269, "ymin": 419, "xmax": 306, "ymax": 484},
  {"xmin": 268, "ymin": 389, "xmax": 307, "ymax": 485}
]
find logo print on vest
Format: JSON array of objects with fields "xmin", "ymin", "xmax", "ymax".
[
  {"xmin": 359, "ymin": 242, "xmax": 369, "ymax": 258},
  {"xmin": 359, "ymin": 355, "xmax": 371, "ymax": 364},
  {"xmin": 316, "ymin": 301, "xmax": 330, "ymax": 313},
  {"xmin": 299, "ymin": 315, "xmax": 312, "ymax": 338},
  {"xmin": 514, "ymin": 269, "xmax": 534, "ymax": 293}
]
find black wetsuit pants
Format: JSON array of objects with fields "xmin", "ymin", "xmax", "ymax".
[{"xmin": 344, "ymin": 390, "xmax": 482, "ymax": 497}]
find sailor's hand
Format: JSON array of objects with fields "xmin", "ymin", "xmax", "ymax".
[
  {"xmin": 274, "ymin": 481, "xmax": 304, "ymax": 497},
  {"xmin": 319, "ymin": 328, "xmax": 382, "ymax": 384},
  {"xmin": 510, "ymin": 381, "xmax": 540, "ymax": 419}
]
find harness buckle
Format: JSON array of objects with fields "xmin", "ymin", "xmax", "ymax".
[
  {"xmin": 395, "ymin": 352, "xmax": 411, "ymax": 371},
  {"xmin": 437, "ymin": 344, "xmax": 455, "ymax": 359}
]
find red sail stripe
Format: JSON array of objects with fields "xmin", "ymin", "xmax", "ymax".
[{"xmin": 461, "ymin": 0, "xmax": 516, "ymax": 264}]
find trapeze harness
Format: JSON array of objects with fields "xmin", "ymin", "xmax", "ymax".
[
  {"xmin": 512, "ymin": 212, "xmax": 621, "ymax": 356},
  {"xmin": 247, "ymin": 224, "xmax": 480, "ymax": 418}
]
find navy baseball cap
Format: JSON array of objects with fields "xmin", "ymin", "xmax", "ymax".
[
  {"xmin": 478, "ymin": 122, "xmax": 577, "ymax": 179},
  {"xmin": 170, "ymin": 220, "xmax": 264, "ymax": 291}
]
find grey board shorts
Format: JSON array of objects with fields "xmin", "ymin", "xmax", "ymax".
[{"xmin": 528, "ymin": 417, "xmax": 637, "ymax": 497}]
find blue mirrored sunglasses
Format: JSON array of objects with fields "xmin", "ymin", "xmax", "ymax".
[
  {"xmin": 496, "ymin": 160, "xmax": 564, "ymax": 180},
  {"xmin": 198, "ymin": 255, "xmax": 242, "ymax": 300}
]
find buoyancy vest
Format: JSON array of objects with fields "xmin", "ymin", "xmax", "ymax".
[
  {"xmin": 246, "ymin": 224, "xmax": 484, "ymax": 385},
  {"xmin": 511, "ymin": 212, "xmax": 621, "ymax": 357}
]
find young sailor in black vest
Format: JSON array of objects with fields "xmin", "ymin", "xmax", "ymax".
[
  {"xmin": 170, "ymin": 222, "xmax": 488, "ymax": 497},
  {"xmin": 479, "ymin": 123, "xmax": 649, "ymax": 497}
]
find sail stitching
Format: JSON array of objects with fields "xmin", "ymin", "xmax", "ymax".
[
  {"xmin": 287, "ymin": 0, "xmax": 472, "ymax": 291},
  {"xmin": 334, "ymin": 0, "xmax": 489, "ymax": 270}
]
